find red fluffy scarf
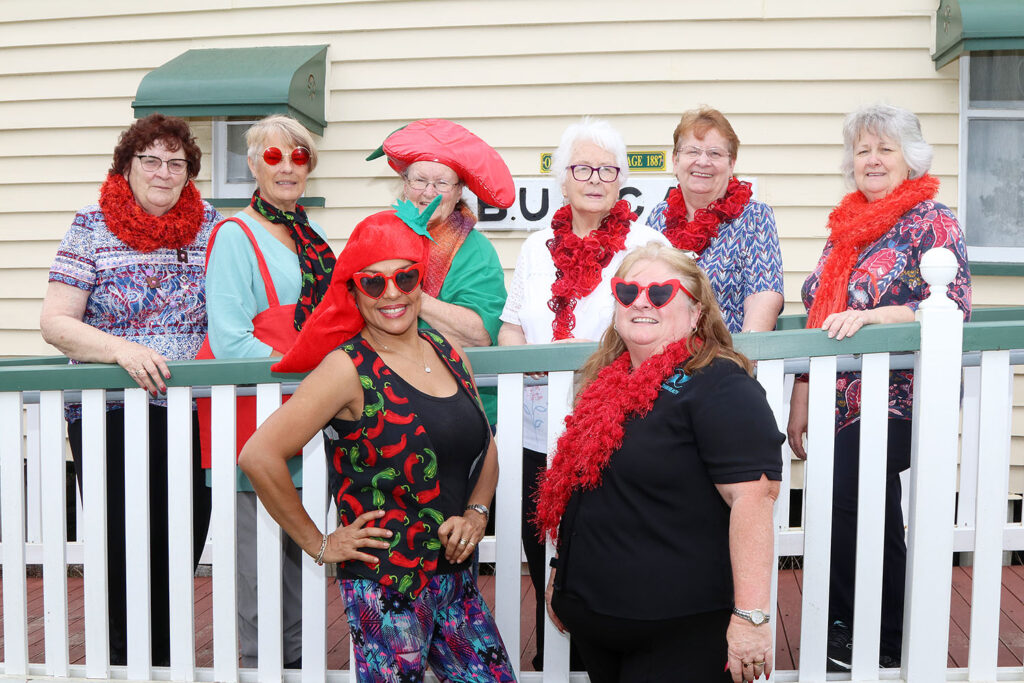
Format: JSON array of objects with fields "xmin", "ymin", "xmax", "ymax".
[
  {"xmin": 547, "ymin": 199, "xmax": 634, "ymax": 340},
  {"xmin": 662, "ymin": 177, "xmax": 751, "ymax": 255},
  {"xmin": 534, "ymin": 337, "xmax": 693, "ymax": 541},
  {"xmin": 806, "ymin": 175, "xmax": 939, "ymax": 328},
  {"xmin": 99, "ymin": 173, "xmax": 205, "ymax": 252}
]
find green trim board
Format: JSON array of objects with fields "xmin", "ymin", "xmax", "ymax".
[
  {"xmin": 969, "ymin": 262, "xmax": 1024, "ymax": 277},
  {"xmin": 963, "ymin": 320, "xmax": 1024, "ymax": 351},
  {"xmin": 132, "ymin": 45, "xmax": 328, "ymax": 134},
  {"xmin": 206, "ymin": 197, "xmax": 325, "ymax": 209},
  {"xmin": 934, "ymin": 0, "xmax": 1024, "ymax": 68}
]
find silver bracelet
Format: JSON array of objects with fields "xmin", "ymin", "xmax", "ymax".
[{"xmin": 314, "ymin": 533, "xmax": 328, "ymax": 566}]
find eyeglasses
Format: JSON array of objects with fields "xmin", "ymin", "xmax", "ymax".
[
  {"xmin": 263, "ymin": 146, "xmax": 311, "ymax": 166},
  {"xmin": 568, "ymin": 164, "xmax": 621, "ymax": 183},
  {"xmin": 675, "ymin": 145, "xmax": 729, "ymax": 162},
  {"xmin": 134, "ymin": 155, "xmax": 188, "ymax": 175},
  {"xmin": 404, "ymin": 176, "xmax": 459, "ymax": 194},
  {"xmin": 611, "ymin": 277, "xmax": 695, "ymax": 309},
  {"xmin": 352, "ymin": 264, "xmax": 424, "ymax": 299}
]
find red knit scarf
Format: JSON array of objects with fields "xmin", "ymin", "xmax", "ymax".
[
  {"xmin": 534, "ymin": 337, "xmax": 693, "ymax": 541},
  {"xmin": 423, "ymin": 203, "xmax": 475, "ymax": 298},
  {"xmin": 806, "ymin": 175, "xmax": 939, "ymax": 328},
  {"xmin": 662, "ymin": 177, "xmax": 751, "ymax": 255},
  {"xmin": 98, "ymin": 173, "xmax": 205, "ymax": 252},
  {"xmin": 546, "ymin": 199, "xmax": 634, "ymax": 340}
]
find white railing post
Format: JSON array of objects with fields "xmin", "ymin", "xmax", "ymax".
[
  {"xmin": 82, "ymin": 389, "xmax": 110, "ymax": 678},
  {"xmin": 902, "ymin": 247, "xmax": 964, "ymax": 682},
  {"xmin": 300, "ymin": 432, "xmax": 328, "ymax": 683},
  {"xmin": 124, "ymin": 388, "xmax": 153, "ymax": 679},
  {"xmin": 1, "ymin": 391, "xmax": 29, "ymax": 674},
  {"xmin": 211, "ymin": 385, "xmax": 239, "ymax": 683},
  {"xmin": 41, "ymin": 389, "xmax": 70, "ymax": 677},
  {"xmin": 256, "ymin": 383, "xmax": 284, "ymax": 682},
  {"xmin": 167, "ymin": 386, "xmax": 197, "ymax": 679},
  {"xmin": 494, "ymin": 372, "xmax": 525, "ymax": 680},
  {"xmin": 967, "ymin": 349, "xmax": 1012, "ymax": 681}
]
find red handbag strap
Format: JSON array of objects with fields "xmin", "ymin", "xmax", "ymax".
[{"xmin": 206, "ymin": 217, "xmax": 281, "ymax": 308}]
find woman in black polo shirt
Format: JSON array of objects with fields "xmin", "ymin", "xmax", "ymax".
[{"xmin": 536, "ymin": 243, "xmax": 784, "ymax": 683}]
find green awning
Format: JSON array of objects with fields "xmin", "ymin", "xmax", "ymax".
[
  {"xmin": 132, "ymin": 45, "xmax": 328, "ymax": 134},
  {"xmin": 934, "ymin": 0, "xmax": 1024, "ymax": 68}
]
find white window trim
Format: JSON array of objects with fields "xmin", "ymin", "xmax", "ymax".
[{"xmin": 958, "ymin": 54, "xmax": 1024, "ymax": 263}]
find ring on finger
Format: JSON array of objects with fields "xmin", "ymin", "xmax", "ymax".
[{"xmin": 458, "ymin": 539, "xmax": 468, "ymax": 546}]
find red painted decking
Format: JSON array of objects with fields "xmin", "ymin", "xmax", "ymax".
[{"xmin": 3, "ymin": 567, "xmax": 1024, "ymax": 671}]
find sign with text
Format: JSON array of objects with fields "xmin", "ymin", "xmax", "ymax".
[
  {"xmin": 464, "ymin": 176, "xmax": 757, "ymax": 232},
  {"xmin": 539, "ymin": 151, "xmax": 666, "ymax": 173}
]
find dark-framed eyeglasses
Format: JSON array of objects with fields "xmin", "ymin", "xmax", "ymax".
[
  {"xmin": 134, "ymin": 155, "xmax": 188, "ymax": 175},
  {"xmin": 611, "ymin": 277, "xmax": 695, "ymax": 309},
  {"xmin": 568, "ymin": 164, "xmax": 620, "ymax": 183},
  {"xmin": 352, "ymin": 264, "xmax": 424, "ymax": 299},
  {"xmin": 263, "ymin": 146, "xmax": 311, "ymax": 166}
]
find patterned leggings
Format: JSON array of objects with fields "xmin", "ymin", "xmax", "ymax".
[{"xmin": 340, "ymin": 569, "xmax": 517, "ymax": 683}]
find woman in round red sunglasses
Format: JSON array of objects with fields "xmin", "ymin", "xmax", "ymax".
[{"xmin": 537, "ymin": 242, "xmax": 783, "ymax": 683}]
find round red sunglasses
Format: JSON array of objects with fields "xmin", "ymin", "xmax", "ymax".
[
  {"xmin": 352, "ymin": 264, "xmax": 424, "ymax": 299},
  {"xmin": 611, "ymin": 277, "xmax": 695, "ymax": 309},
  {"xmin": 262, "ymin": 146, "xmax": 311, "ymax": 166}
]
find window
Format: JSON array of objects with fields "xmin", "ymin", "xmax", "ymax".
[
  {"xmin": 960, "ymin": 51, "xmax": 1024, "ymax": 263},
  {"xmin": 211, "ymin": 119, "xmax": 258, "ymax": 200}
]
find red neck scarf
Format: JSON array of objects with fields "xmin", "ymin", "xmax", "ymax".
[
  {"xmin": 546, "ymin": 199, "xmax": 635, "ymax": 340},
  {"xmin": 806, "ymin": 174, "xmax": 939, "ymax": 328},
  {"xmin": 662, "ymin": 177, "xmax": 751, "ymax": 255},
  {"xmin": 98, "ymin": 173, "xmax": 205, "ymax": 252},
  {"xmin": 534, "ymin": 337, "xmax": 693, "ymax": 541},
  {"xmin": 424, "ymin": 203, "xmax": 476, "ymax": 298}
]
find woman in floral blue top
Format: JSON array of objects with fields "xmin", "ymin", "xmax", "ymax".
[{"xmin": 787, "ymin": 104, "xmax": 971, "ymax": 673}]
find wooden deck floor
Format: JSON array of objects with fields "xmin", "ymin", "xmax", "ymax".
[{"xmin": 4, "ymin": 567, "xmax": 1024, "ymax": 672}]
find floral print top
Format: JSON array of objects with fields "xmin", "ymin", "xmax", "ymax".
[{"xmin": 801, "ymin": 199, "xmax": 971, "ymax": 432}]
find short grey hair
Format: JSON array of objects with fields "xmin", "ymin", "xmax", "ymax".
[
  {"xmin": 246, "ymin": 115, "xmax": 319, "ymax": 172},
  {"xmin": 840, "ymin": 103, "xmax": 932, "ymax": 187},
  {"xmin": 551, "ymin": 116, "xmax": 629, "ymax": 191}
]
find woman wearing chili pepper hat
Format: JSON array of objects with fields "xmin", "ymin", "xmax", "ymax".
[
  {"xmin": 787, "ymin": 103, "xmax": 971, "ymax": 672},
  {"xmin": 242, "ymin": 198, "xmax": 514, "ymax": 682},
  {"xmin": 199, "ymin": 114, "xmax": 336, "ymax": 669},
  {"xmin": 646, "ymin": 107, "xmax": 784, "ymax": 334},
  {"xmin": 498, "ymin": 116, "xmax": 668, "ymax": 671},
  {"xmin": 536, "ymin": 242, "xmax": 783, "ymax": 683},
  {"xmin": 40, "ymin": 113, "xmax": 218, "ymax": 666},
  {"xmin": 373, "ymin": 117, "xmax": 513, "ymax": 423}
]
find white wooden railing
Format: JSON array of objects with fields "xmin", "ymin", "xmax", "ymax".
[{"xmin": 1, "ymin": 247, "xmax": 1023, "ymax": 682}]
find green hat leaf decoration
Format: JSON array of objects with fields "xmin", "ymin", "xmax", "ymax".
[
  {"xmin": 391, "ymin": 195, "xmax": 440, "ymax": 242},
  {"xmin": 365, "ymin": 124, "xmax": 409, "ymax": 161}
]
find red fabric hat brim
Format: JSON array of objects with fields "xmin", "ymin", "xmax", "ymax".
[
  {"xmin": 384, "ymin": 118, "xmax": 515, "ymax": 209},
  {"xmin": 272, "ymin": 211, "xmax": 429, "ymax": 374}
]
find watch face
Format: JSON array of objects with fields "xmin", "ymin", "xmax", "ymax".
[{"xmin": 750, "ymin": 609, "xmax": 766, "ymax": 625}]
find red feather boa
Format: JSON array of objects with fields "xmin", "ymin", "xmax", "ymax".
[
  {"xmin": 662, "ymin": 177, "xmax": 751, "ymax": 255},
  {"xmin": 806, "ymin": 175, "xmax": 939, "ymax": 328},
  {"xmin": 534, "ymin": 337, "xmax": 693, "ymax": 541},
  {"xmin": 98, "ymin": 173, "xmax": 205, "ymax": 252},
  {"xmin": 546, "ymin": 199, "xmax": 634, "ymax": 340}
]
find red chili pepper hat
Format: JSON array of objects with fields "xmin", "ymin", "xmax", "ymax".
[
  {"xmin": 272, "ymin": 198, "xmax": 438, "ymax": 374},
  {"xmin": 381, "ymin": 118, "xmax": 515, "ymax": 209}
]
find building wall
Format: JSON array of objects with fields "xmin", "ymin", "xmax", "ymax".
[{"xmin": 1, "ymin": 0, "xmax": 1021, "ymax": 480}]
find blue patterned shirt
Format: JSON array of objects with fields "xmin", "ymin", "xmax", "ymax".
[
  {"xmin": 49, "ymin": 202, "xmax": 221, "ymax": 420},
  {"xmin": 647, "ymin": 199, "xmax": 784, "ymax": 333}
]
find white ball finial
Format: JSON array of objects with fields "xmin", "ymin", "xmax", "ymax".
[{"xmin": 919, "ymin": 247, "xmax": 958, "ymax": 310}]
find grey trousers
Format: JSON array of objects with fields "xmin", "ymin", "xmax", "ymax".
[{"xmin": 236, "ymin": 490, "xmax": 304, "ymax": 666}]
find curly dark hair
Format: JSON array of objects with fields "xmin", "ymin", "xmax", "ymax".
[{"xmin": 109, "ymin": 113, "xmax": 202, "ymax": 179}]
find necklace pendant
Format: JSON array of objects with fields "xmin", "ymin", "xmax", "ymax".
[
  {"xmin": 176, "ymin": 248, "xmax": 188, "ymax": 263},
  {"xmin": 424, "ymin": 366, "xmax": 431, "ymax": 373}
]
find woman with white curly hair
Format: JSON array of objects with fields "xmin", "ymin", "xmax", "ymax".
[{"xmin": 788, "ymin": 103, "xmax": 971, "ymax": 672}]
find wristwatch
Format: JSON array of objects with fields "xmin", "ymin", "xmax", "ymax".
[
  {"xmin": 465, "ymin": 503, "xmax": 489, "ymax": 521},
  {"xmin": 732, "ymin": 607, "xmax": 770, "ymax": 625}
]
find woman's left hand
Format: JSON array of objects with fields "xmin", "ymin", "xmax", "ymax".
[
  {"xmin": 820, "ymin": 308, "xmax": 876, "ymax": 340},
  {"xmin": 726, "ymin": 618, "xmax": 773, "ymax": 682},
  {"xmin": 438, "ymin": 508, "xmax": 487, "ymax": 564}
]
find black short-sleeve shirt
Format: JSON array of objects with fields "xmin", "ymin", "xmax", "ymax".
[{"xmin": 556, "ymin": 357, "xmax": 784, "ymax": 620}]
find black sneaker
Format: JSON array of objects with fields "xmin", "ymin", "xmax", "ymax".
[
  {"xmin": 879, "ymin": 653, "xmax": 901, "ymax": 669},
  {"xmin": 826, "ymin": 619, "xmax": 853, "ymax": 672}
]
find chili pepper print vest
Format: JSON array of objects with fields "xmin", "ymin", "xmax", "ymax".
[{"xmin": 323, "ymin": 329, "xmax": 488, "ymax": 598}]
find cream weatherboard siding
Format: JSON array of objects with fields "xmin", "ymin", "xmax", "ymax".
[{"xmin": 1, "ymin": 1, "xmax": 1021, "ymax": 484}]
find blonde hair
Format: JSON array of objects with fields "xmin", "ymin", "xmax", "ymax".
[
  {"xmin": 577, "ymin": 243, "xmax": 752, "ymax": 391},
  {"xmin": 246, "ymin": 115, "xmax": 319, "ymax": 172}
]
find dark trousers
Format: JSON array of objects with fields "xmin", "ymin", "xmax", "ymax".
[
  {"xmin": 67, "ymin": 405, "xmax": 213, "ymax": 666},
  {"xmin": 552, "ymin": 591, "xmax": 732, "ymax": 683},
  {"xmin": 522, "ymin": 448, "xmax": 584, "ymax": 670},
  {"xmin": 828, "ymin": 418, "xmax": 912, "ymax": 659}
]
